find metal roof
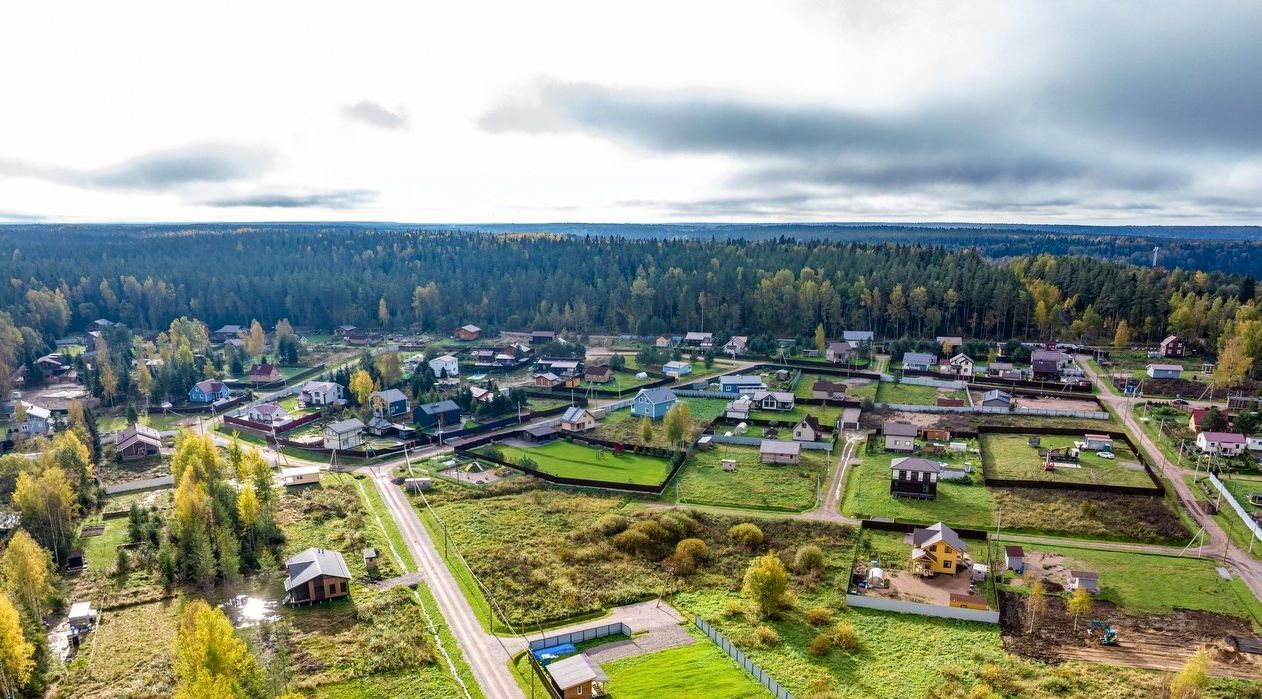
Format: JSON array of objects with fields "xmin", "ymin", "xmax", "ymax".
[{"xmin": 284, "ymin": 548, "xmax": 351, "ymax": 592}]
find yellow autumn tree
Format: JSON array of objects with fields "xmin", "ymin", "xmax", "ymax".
[
  {"xmin": 0, "ymin": 593, "xmax": 35, "ymax": 698},
  {"xmin": 172, "ymin": 599, "xmax": 261, "ymax": 699},
  {"xmin": 349, "ymin": 368, "xmax": 374, "ymax": 406},
  {"xmin": 0, "ymin": 531, "xmax": 53, "ymax": 616}
]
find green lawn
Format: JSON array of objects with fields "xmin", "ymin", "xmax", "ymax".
[
  {"xmin": 1000, "ymin": 542, "xmax": 1262, "ymax": 628},
  {"xmin": 492, "ymin": 441, "xmax": 673, "ymax": 486},
  {"xmin": 1186, "ymin": 474, "xmax": 1262, "ymax": 561},
  {"xmin": 876, "ymin": 381, "xmax": 966, "ymax": 406},
  {"xmin": 581, "ymin": 368, "xmax": 659, "ymax": 392},
  {"xmin": 673, "ymin": 444, "xmax": 825, "ymax": 512},
  {"xmin": 99, "ymin": 410, "xmax": 189, "ymax": 433},
  {"xmin": 841, "ymin": 447, "xmax": 997, "ymax": 529},
  {"xmin": 749, "ymin": 403, "xmax": 846, "ymax": 425},
  {"xmin": 980, "ymin": 433, "xmax": 1156, "ymax": 489},
  {"xmin": 80, "ymin": 516, "xmax": 130, "ymax": 571},
  {"xmin": 601, "ymin": 630, "xmax": 766, "ymax": 699}
]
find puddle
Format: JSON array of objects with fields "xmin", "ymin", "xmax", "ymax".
[{"xmin": 219, "ymin": 594, "xmax": 281, "ymax": 628}]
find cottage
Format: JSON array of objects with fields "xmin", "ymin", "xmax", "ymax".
[
  {"xmin": 454, "ymin": 324, "xmax": 481, "ymax": 341},
  {"xmin": 12, "ymin": 403, "xmax": 54, "ymax": 438},
  {"xmin": 210, "ymin": 324, "xmax": 244, "ymax": 343},
  {"xmin": 1196, "ymin": 431, "xmax": 1246, "ymax": 457},
  {"xmin": 1082, "ymin": 433, "xmax": 1113, "ymax": 451},
  {"xmin": 826, "ymin": 341, "xmax": 852, "ymax": 363},
  {"xmin": 654, "ymin": 334, "xmax": 673, "ymax": 349},
  {"xmin": 281, "ymin": 465, "xmax": 321, "ymax": 487},
  {"xmin": 792, "ymin": 415, "xmax": 824, "ymax": 442},
  {"xmin": 413, "ymin": 400, "xmax": 461, "ymax": 429},
  {"xmin": 530, "ymin": 330, "xmax": 557, "ymax": 345},
  {"xmin": 1146, "ymin": 363, "xmax": 1182, "ymax": 379},
  {"xmin": 1031, "ymin": 358, "xmax": 1061, "ymax": 381},
  {"xmin": 1066, "ymin": 570, "xmax": 1100, "ymax": 594},
  {"xmin": 723, "ymin": 335, "xmax": 748, "ymax": 355},
  {"xmin": 334, "ymin": 324, "xmax": 357, "ymax": 337},
  {"xmin": 189, "ymin": 379, "xmax": 230, "ymax": 403},
  {"xmin": 842, "ymin": 330, "xmax": 874, "ymax": 344},
  {"xmin": 523, "ymin": 423, "xmax": 559, "ymax": 442},
  {"xmin": 981, "ymin": 389, "xmax": 1011, "ymax": 408},
  {"xmin": 116, "ymin": 423, "xmax": 161, "ymax": 460},
  {"xmin": 283, "ymin": 548, "xmax": 351, "ymax": 605},
  {"xmin": 1160, "ymin": 334, "xmax": 1185, "ymax": 358},
  {"xmin": 1247, "ymin": 435, "xmax": 1262, "ymax": 452},
  {"xmin": 299, "ymin": 380, "xmax": 344, "ymax": 406},
  {"xmin": 724, "ymin": 396, "xmax": 752, "ymax": 420},
  {"xmin": 759, "ymin": 439, "xmax": 801, "ymax": 465},
  {"xmin": 1004, "ymin": 545, "xmax": 1025, "ymax": 573},
  {"xmin": 346, "ymin": 330, "xmax": 383, "ymax": 346},
  {"xmin": 429, "ymin": 354, "xmax": 460, "ymax": 378},
  {"xmin": 469, "ymin": 386, "xmax": 497, "ymax": 404},
  {"xmin": 719, "ymin": 374, "xmax": 766, "ymax": 395},
  {"xmin": 36, "ymin": 353, "xmax": 75, "ymax": 383},
  {"xmin": 662, "ymin": 361, "xmax": 692, "ymax": 376},
  {"xmin": 883, "ymin": 421, "xmax": 919, "ymax": 452},
  {"xmin": 751, "ymin": 390, "xmax": 795, "ymax": 412},
  {"xmin": 1188, "ymin": 408, "xmax": 1213, "ymax": 432},
  {"xmin": 245, "ymin": 402, "xmax": 289, "ymax": 427},
  {"xmin": 1032, "ymin": 349, "xmax": 1074, "ymax": 367},
  {"xmin": 840, "ymin": 407, "xmax": 861, "ymax": 431},
  {"xmin": 366, "ymin": 416, "xmax": 395, "ymax": 436},
  {"xmin": 936, "ymin": 336, "xmax": 965, "ymax": 353},
  {"xmin": 560, "ymin": 406, "xmax": 598, "ymax": 432},
  {"xmin": 682, "ymin": 331, "xmax": 714, "ymax": 348},
  {"xmin": 890, "ymin": 457, "xmax": 941, "ymax": 499},
  {"xmin": 944, "ymin": 353, "xmax": 975, "ymax": 377},
  {"xmin": 632, "ymin": 387, "xmax": 677, "ymax": 420},
  {"xmin": 811, "ymin": 381, "xmax": 847, "ymax": 400},
  {"xmin": 901, "ymin": 352, "xmax": 937, "ymax": 372},
  {"xmin": 369, "ymin": 389, "xmax": 409, "ymax": 418},
  {"xmin": 583, "ymin": 365, "xmax": 613, "ymax": 384},
  {"xmin": 249, "ymin": 363, "xmax": 283, "ymax": 384},
  {"xmin": 536, "ymin": 358, "xmax": 582, "ymax": 377},
  {"xmin": 546, "ymin": 653, "xmax": 608, "ymax": 699},
  {"xmin": 323, "ymin": 418, "xmax": 365, "ymax": 449},
  {"xmin": 910, "ymin": 522, "xmax": 967, "ymax": 577}
]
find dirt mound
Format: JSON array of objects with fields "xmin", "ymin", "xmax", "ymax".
[{"xmin": 999, "ymin": 591, "xmax": 1262, "ymax": 679}]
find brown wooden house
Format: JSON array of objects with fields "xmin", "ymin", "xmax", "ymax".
[
  {"xmin": 283, "ymin": 548, "xmax": 351, "ymax": 605},
  {"xmin": 116, "ymin": 423, "xmax": 161, "ymax": 461},
  {"xmin": 454, "ymin": 324, "xmax": 481, "ymax": 341}
]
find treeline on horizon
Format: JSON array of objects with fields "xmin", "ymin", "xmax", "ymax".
[{"xmin": 1, "ymin": 224, "xmax": 1261, "ymax": 391}]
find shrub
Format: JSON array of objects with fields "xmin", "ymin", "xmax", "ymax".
[
  {"xmin": 794, "ymin": 544, "xmax": 825, "ymax": 573},
  {"xmin": 675, "ymin": 538, "xmax": 709, "ymax": 561},
  {"xmin": 612, "ymin": 529, "xmax": 652, "ymax": 554},
  {"xmin": 659, "ymin": 511, "xmax": 700, "ymax": 537},
  {"xmin": 727, "ymin": 523, "xmax": 764, "ymax": 549},
  {"xmin": 754, "ymin": 625, "xmax": 779, "ymax": 646},
  {"xmin": 631, "ymin": 519, "xmax": 672, "ymax": 544},
  {"xmin": 832, "ymin": 621, "xmax": 860, "ymax": 651},
  {"xmin": 662, "ymin": 551, "xmax": 696, "ymax": 577},
  {"xmin": 805, "ymin": 607, "xmax": 833, "ymax": 626},
  {"xmin": 595, "ymin": 514, "xmax": 629, "ymax": 536},
  {"xmin": 742, "ymin": 552, "xmax": 789, "ymax": 617},
  {"xmin": 809, "ymin": 632, "xmax": 833, "ymax": 656},
  {"xmin": 722, "ymin": 600, "xmax": 746, "ymax": 617}
]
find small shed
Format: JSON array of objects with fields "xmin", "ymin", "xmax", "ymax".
[
  {"xmin": 404, "ymin": 477, "xmax": 433, "ymax": 493},
  {"xmin": 362, "ymin": 548, "xmax": 378, "ymax": 571},
  {"xmin": 1083, "ymin": 434, "xmax": 1113, "ymax": 451},
  {"xmin": 971, "ymin": 563, "xmax": 989, "ymax": 583},
  {"xmin": 281, "ymin": 466, "xmax": 321, "ymax": 487},
  {"xmin": 1004, "ymin": 545, "xmax": 1025, "ymax": 573},
  {"xmin": 546, "ymin": 654, "xmax": 608, "ymax": 699},
  {"xmin": 523, "ymin": 423, "xmax": 559, "ymax": 442},
  {"xmin": 68, "ymin": 601, "xmax": 98, "ymax": 632},
  {"xmin": 1067, "ymin": 570, "xmax": 1100, "ymax": 594},
  {"xmin": 720, "ymin": 458, "xmax": 737, "ymax": 472}
]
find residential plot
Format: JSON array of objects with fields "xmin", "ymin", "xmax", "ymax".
[
  {"xmin": 841, "ymin": 445, "xmax": 996, "ymax": 529},
  {"xmin": 875, "ymin": 381, "xmax": 966, "ymax": 406},
  {"xmin": 674, "ymin": 443, "xmax": 826, "ymax": 512},
  {"xmin": 980, "ymin": 433, "xmax": 1155, "ymax": 489},
  {"xmin": 489, "ymin": 440, "xmax": 674, "ymax": 487},
  {"xmin": 599, "ymin": 629, "xmax": 768, "ymax": 699}
]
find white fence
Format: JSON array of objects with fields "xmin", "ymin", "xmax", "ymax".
[
  {"xmin": 602, "ymin": 398, "xmax": 635, "ymax": 412},
  {"xmin": 709, "ymin": 434, "xmax": 833, "ymax": 452},
  {"xmin": 1208, "ymin": 474, "xmax": 1262, "ymax": 547},
  {"xmin": 875, "ymin": 403, "xmax": 1108, "ymax": 419},
  {"xmin": 845, "ymin": 594, "xmax": 1000, "ymax": 623},
  {"xmin": 694, "ymin": 616, "xmax": 794, "ymax": 699}
]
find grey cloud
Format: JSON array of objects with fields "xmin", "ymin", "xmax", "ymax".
[
  {"xmin": 0, "ymin": 210, "xmax": 47, "ymax": 221},
  {"xmin": 0, "ymin": 144, "xmax": 272, "ymax": 191},
  {"xmin": 201, "ymin": 189, "xmax": 378, "ymax": 209},
  {"xmin": 344, "ymin": 100, "xmax": 408, "ymax": 129}
]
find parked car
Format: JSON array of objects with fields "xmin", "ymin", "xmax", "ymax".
[{"xmin": 1098, "ymin": 452, "xmax": 1115, "ymax": 460}]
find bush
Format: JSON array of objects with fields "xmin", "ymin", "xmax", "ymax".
[
  {"xmin": 805, "ymin": 607, "xmax": 833, "ymax": 626},
  {"xmin": 754, "ymin": 625, "xmax": 780, "ymax": 647},
  {"xmin": 675, "ymin": 538, "xmax": 709, "ymax": 561},
  {"xmin": 832, "ymin": 622, "xmax": 860, "ymax": 651},
  {"xmin": 630, "ymin": 519, "xmax": 672, "ymax": 544},
  {"xmin": 662, "ymin": 551, "xmax": 696, "ymax": 577},
  {"xmin": 659, "ymin": 511, "xmax": 700, "ymax": 537},
  {"xmin": 794, "ymin": 544, "xmax": 825, "ymax": 573},
  {"xmin": 722, "ymin": 600, "xmax": 746, "ymax": 617},
  {"xmin": 595, "ymin": 514, "xmax": 629, "ymax": 536},
  {"xmin": 612, "ymin": 529, "xmax": 652, "ymax": 554},
  {"xmin": 727, "ymin": 523, "xmax": 764, "ymax": 549},
  {"xmin": 809, "ymin": 632, "xmax": 833, "ymax": 656}
]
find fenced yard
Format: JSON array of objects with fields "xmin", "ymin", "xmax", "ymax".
[
  {"xmin": 672, "ymin": 443, "xmax": 825, "ymax": 512},
  {"xmin": 842, "ymin": 446, "xmax": 996, "ymax": 529},
  {"xmin": 979, "ymin": 433, "xmax": 1153, "ymax": 488},
  {"xmin": 488, "ymin": 440, "xmax": 673, "ymax": 487}
]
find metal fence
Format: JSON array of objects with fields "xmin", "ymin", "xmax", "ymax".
[
  {"xmin": 1208, "ymin": 474, "xmax": 1262, "ymax": 548},
  {"xmin": 875, "ymin": 403, "xmax": 1108, "ymax": 419},
  {"xmin": 845, "ymin": 594, "xmax": 1000, "ymax": 623},
  {"xmin": 527, "ymin": 622, "xmax": 632, "ymax": 651},
  {"xmin": 694, "ymin": 616, "xmax": 794, "ymax": 699},
  {"xmin": 896, "ymin": 375, "xmax": 966, "ymax": 389},
  {"xmin": 603, "ymin": 398, "xmax": 635, "ymax": 411},
  {"xmin": 709, "ymin": 434, "xmax": 833, "ymax": 452},
  {"xmin": 672, "ymin": 388, "xmax": 731, "ymax": 399}
]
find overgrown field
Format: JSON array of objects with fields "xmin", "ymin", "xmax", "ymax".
[{"xmin": 981, "ymin": 433, "xmax": 1155, "ymax": 489}]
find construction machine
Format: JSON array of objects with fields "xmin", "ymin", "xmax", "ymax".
[{"xmin": 1087, "ymin": 620, "xmax": 1119, "ymax": 646}]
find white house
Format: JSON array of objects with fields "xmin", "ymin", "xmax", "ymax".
[
  {"xmin": 792, "ymin": 415, "xmax": 824, "ymax": 442},
  {"xmin": 245, "ymin": 402, "xmax": 290, "ymax": 427},
  {"xmin": 12, "ymin": 402, "xmax": 54, "ymax": 438},
  {"xmin": 945, "ymin": 353, "xmax": 975, "ymax": 377},
  {"xmin": 1196, "ymin": 431, "xmax": 1246, "ymax": 457},
  {"xmin": 1247, "ymin": 436, "xmax": 1262, "ymax": 452},
  {"xmin": 299, "ymin": 380, "xmax": 345, "ymax": 406},
  {"xmin": 1146, "ymin": 363, "xmax": 1183, "ymax": 379},
  {"xmin": 662, "ymin": 361, "xmax": 692, "ymax": 376},
  {"xmin": 901, "ymin": 352, "xmax": 937, "ymax": 372},
  {"xmin": 429, "ymin": 354, "xmax": 460, "ymax": 378},
  {"xmin": 323, "ymin": 418, "xmax": 365, "ymax": 450},
  {"xmin": 1066, "ymin": 570, "xmax": 1100, "ymax": 594}
]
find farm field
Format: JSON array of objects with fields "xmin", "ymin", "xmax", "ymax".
[
  {"xmin": 53, "ymin": 596, "xmax": 184, "ymax": 698},
  {"xmin": 841, "ymin": 447, "xmax": 996, "ymax": 529},
  {"xmin": 875, "ymin": 381, "xmax": 966, "ymax": 406},
  {"xmin": 491, "ymin": 440, "xmax": 674, "ymax": 486},
  {"xmin": 599, "ymin": 629, "xmax": 767, "ymax": 699},
  {"xmin": 673, "ymin": 443, "xmax": 826, "ymax": 512},
  {"xmin": 980, "ymin": 433, "xmax": 1155, "ymax": 489}
]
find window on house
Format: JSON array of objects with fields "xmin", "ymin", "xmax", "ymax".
[{"xmin": 943, "ymin": 559, "xmax": 952, "ymax": 569}]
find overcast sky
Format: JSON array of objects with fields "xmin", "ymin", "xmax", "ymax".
[{"xmin": 2, "ymin": 1, "xmax": 1260, "ymax": 224}]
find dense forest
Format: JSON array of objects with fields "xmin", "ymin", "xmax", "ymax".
[{"xmin": 0, "ymin": 224, "xmax": 1260, "ymax": 392}]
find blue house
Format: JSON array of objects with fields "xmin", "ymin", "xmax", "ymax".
[
  {"xmin": 413, "ymin": 400, "xmax": 461, "ymax": 429},
  {"xmin": 1146, "ymin": 363, "xmax": 1183, "ymax": 379},
  {"xmin": 189, "ymin": 379, "xmax": 230, "ymax": 403},
  {"xmin": 369, "ymin": 389, "xmax": 409, "ymax": 418},
  {"xmin": 632, "ymin": 387, "xmax": 677, "ymax": 420},
  {"xmin": 719, "ymin": 375, "xmax": 765, "ymax": 395}
]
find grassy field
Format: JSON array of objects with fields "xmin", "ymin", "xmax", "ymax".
[
  {"xmin": 673, "ymin": 443, "xmax": 825, "ymax": 512},
  {"xmin": 54, "ymin": 596, "xmax": 184, "ymax": 698},
  {"xmin": 79, "ymin": 516, "xmax": 131, "ymax": 571},
  {"xmin": 980, "ymin": 433, "xmax": 1156, "ymax": 489},
  {"xmin": 99, "ymin": 410, "xmax": 189, "ymax": 433},
  {"xmin": 592, "ymin": 397, "xmax": 727, "ymax": 449},
  {"xmin": 600, "ymin": 629, "xmax": 767, "ymax": 698},
  {"xmin": 999, "ymin": 542, "xmax": 1262, "ymax": 627},
  {"xmin": 876, "ymin": 381, "xmax": 966, "ymax": 406},
  {"xmin": 278, "ymin": 472, "xmax": 408, "ymax": 581},
  {"xmin": 1185, "ymin": 474, "xmax": 1262, "ymax": 560},
  {"xmin": 993, "ymin": 487, "xmax": 1193, "ymax": 545},
  {"xmin": 749, "ymin": 403, "xmax": 847, "ymax": 425},
  {"xmin": 841, "ymin": 447, "xmax": 996, "ymax": 529},
  {"xmin": 492, "ymin": 440, "xmax": 673, "ymax": 486}
]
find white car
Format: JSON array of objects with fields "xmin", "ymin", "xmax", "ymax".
[{"xmin": 1098, "ymin": 451, "xmax": 1115, "ymax": 460}]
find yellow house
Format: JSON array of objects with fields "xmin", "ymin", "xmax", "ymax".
[{"xmin": 909, "ymin": 522, "xmax": 967, "ymax": 577}]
